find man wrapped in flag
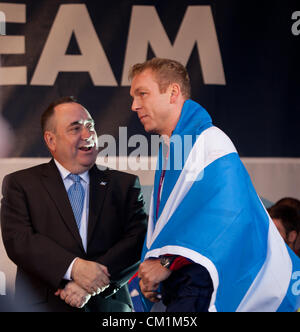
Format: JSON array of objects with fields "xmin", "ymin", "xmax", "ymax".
[{"xmin": 128, "ymin": 57, "xmax": 300, "ymax": 312}]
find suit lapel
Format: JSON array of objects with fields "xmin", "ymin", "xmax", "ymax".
[
  {"xmin": 41, "ymin": 159, "xmax": 84, "ymax": 251},
  {"xmin": 87, "ymin": 165, "xmax": 109, "ymax": 245}
]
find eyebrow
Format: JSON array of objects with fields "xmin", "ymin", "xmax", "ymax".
[
  {"xmin": 68, "ymin": 119, "xmax": 94, "ymax": 127},
  {"xmin": 69, "ymin": 121, "xmax": 81, "ymax": 127},
  {"xmin": 131, "ymin": 87, "xmax": 149, "ymax": 96}
]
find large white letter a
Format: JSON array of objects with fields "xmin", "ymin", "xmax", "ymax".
[{"xmin": 31, "ymin": 4, "xmax": 117, "ymax": 86}]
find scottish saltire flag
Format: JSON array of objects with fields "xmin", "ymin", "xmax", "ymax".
[
  {"xmin": 128, "ymin": 274, "xmax": 145, "ymax": 312},
  {"xmin": 141, "ymin": 100, "xmax": 300, "ymax": 312}
]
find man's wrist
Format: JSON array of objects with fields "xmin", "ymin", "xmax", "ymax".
[
  {"xmin": 159, "ymin": 256, "xmax": 173, "ymax": 269},
  {"xmin": 70, "ymin": 257, "xmax": 80, "ymax": 280},
  {"xmin": 159, "ymin": 255, "xmax": 192, "ymax": 271}
]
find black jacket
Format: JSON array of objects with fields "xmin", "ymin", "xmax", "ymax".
[{"xmin": 1, "ymin": 159, "xmax": 147, "ymax": 312}]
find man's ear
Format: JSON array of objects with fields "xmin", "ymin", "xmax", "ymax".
[
  {"xmin": 169, "ymin": 83, "xmax": 181, "ymax": 103},
  {"xmin": 287, "ymin": 230, "xmax": 298, "ymax": 245},
  {"xmin": 44, "ymin": 131, "xmax": 56, "ymax": 152}
]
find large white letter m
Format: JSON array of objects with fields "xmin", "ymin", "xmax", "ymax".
[
  {"xmin": 0, "ymin": 11, "xmax": 5, "ymax": 35},
  {"xmin": 122, "ymin": 6, "xmax": 226, "ymax": 86},
  {"xmin": 0, "ymin": 271, "xmax": 6, "ymax": 295}
]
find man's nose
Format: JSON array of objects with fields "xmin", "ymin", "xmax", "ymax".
[
  {"xmin": 81, "ymin": 125, "xmax": 93, "ymax": 140},
  {"xmin": 131, "ymin": 98, "xmax": 140, "ymax": 112}
]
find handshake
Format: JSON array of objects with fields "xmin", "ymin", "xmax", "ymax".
[{"xmin": 55, "ymin": 258, "xmax": 111, "ymax": 308}]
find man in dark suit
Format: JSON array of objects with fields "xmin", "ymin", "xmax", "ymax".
[{"xmin": 0, "ymin": 96, "xmax": 147, "ymax": 312}]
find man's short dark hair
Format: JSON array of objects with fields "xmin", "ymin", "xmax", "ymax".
[
  {"xmin": 275, "ymin": 197, "xmax": 300, "ymax": 215},
  {"xmin": 268, "ymin": 204, "xmax": 300, "ymax": 236},
  {"xmin": 41, "ymin": 96, "xmax": 77, "ymax": 133}
]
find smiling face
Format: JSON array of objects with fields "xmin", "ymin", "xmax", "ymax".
[
  {"xmin": 130, "ymin": 69, "xmax": 180, "ymax": 137},
  {"xmin": 44, "ymin": 102, "xmax": 98, "ymax": 174}
]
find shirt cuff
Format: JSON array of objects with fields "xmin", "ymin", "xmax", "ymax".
[
  {"xmin": 169, "ymin": 256, "xmax": 192, "ymax": 271},
  {"xmin": 63, "ymin": 257, "xmax": 78, "ymax": 280}
]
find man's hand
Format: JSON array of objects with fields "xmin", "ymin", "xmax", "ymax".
[
  {"xmin": 71, "ymin": 258, "xmax": 111, "ymax": 294},
  {"xmin": 138, "ymin": 259, "xmax": 171, "ymax": 302},
  {"xmin": 55, "ymin": 281, "xmax": 91, "ymax": 308}
]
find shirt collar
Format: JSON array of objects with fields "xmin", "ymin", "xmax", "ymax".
[{"xmin": 54, "ymin": 159, "xmax": 89, "ymax": 184}]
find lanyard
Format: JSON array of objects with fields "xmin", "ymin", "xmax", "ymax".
[{"xmin": 156, "ymin": 145, "xmax": 169, "ymax": 219}]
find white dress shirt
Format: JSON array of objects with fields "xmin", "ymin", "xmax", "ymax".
[{"xmin": 54, "ymin": 159, "xmax": 90, "ymax": 280}]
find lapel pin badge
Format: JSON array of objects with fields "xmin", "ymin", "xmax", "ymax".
[{"xmin": 100, "ymin": 181, "xmax": 107, "ymax": 186}]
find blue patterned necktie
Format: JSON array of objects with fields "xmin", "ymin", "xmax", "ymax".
[{"xmin": 67, "ymin": 174, "xmax": 85, "ymax": 230}]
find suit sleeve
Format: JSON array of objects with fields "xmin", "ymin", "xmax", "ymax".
[
  {"xmin": 0, "ymin": 174, "xmax": 77, "ymax": 289},
  {"xmin": 96, "ymin": 175, "xmax": 147, "ymax": 284}
]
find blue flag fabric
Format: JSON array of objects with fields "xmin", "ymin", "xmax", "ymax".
[{"xmin": 141, "ymin": 100, "xmax": 300, "ymax": 312}]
